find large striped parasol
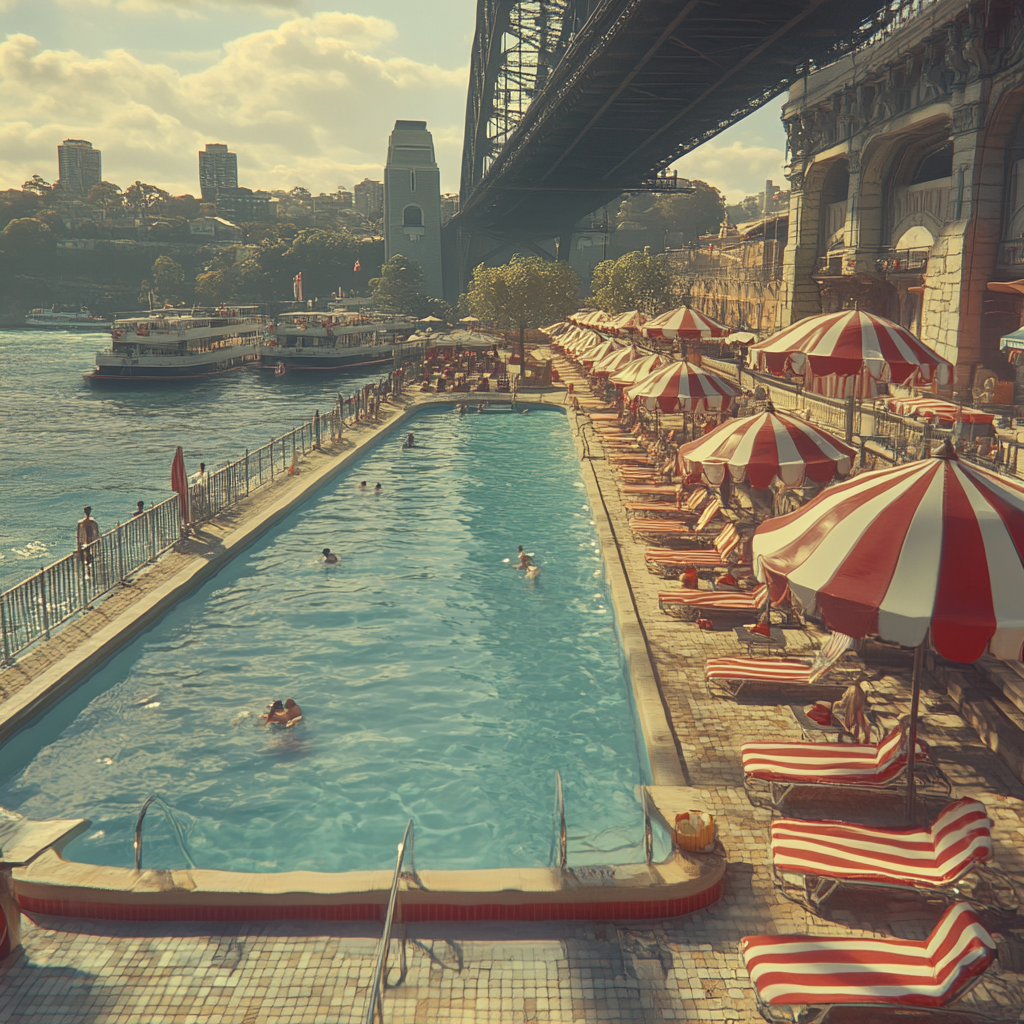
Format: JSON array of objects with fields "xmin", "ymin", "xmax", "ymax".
[
  {"xmin": 593, "ymin": 344, "xmax": 644, "ymax": 378},
  {"xmin": 604, "ymin": 310, "xmax": 648, "ymax": 335},
  {"xmin": 609, "ymin": 352, "xmax": 666, "ymax": 388},
  {"xmin": 642, "ymin": 305, "xmax": 729, "ymax": 341},
  {"xmin": 626, "ymin": 360, "xmax": 739, "ymax": 413},
  {"xmin": 752, "ymin": 448, "xmax": 1024, "ymax": 663},
  {"xmin": 677, "ymin": 409, "xmax": 856, "ymax": 489},
  {"xmin": 749, "ymin": 310, "xmax": 952, "ymax": 388}
]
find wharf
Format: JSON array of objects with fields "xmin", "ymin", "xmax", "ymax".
[{"xmin": 1, "ymin": 367, "xmax": 1022, "ymax": 1024}]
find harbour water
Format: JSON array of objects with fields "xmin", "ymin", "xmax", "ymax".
[{"xmin": 0, "ymin": 329, "xmax": 390, "ymax": 592}]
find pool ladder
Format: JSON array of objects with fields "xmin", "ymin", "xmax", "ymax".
[{"xmin": 133, "ymin": 795, "xmax": 196, "ymax": 871}]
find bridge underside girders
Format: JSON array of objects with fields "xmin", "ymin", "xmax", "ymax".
[{"xmin": 456, "ymin": 0, "xmax": 888, "ymax": 240}]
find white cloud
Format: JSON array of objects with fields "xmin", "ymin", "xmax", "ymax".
[
  {"xmin": 671, "ymin": 140, "xmax": 787, "ymax": 205},
  {"xmin": 0, "ymin": 13, "xmax": 469, "ymax": 195},
  {"xmin": 57, "ymin": 0, "xmax": 302, "ymax": 16}
]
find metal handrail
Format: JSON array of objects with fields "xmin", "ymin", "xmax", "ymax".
[
  {"xmin": 133, "ymin": 794, "xmax": 197, "ymax": 871},
  {"xmin": 364, "ymin": 819, "xmax": 413, "ymax": 1024},
  {"xmin": 640, "ymin": 787, "xmax": 653, "ymax": 866},
  {"xmin": 552, "ymin": 770, "xmax": 567, "ymax": 871}
]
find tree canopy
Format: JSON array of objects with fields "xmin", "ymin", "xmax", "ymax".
[
  {"xmin": 616, "ymin": 181, "xmax": 725, "ymax": 249},
  {"xmin": 466, "ymin": 254, "xmax": 579, "ymax": 366},
  {"xmin": 590, "ymin": 249, "xmax": 672, "ymax": 316}
]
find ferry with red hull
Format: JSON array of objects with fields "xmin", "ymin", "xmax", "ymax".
[
  {"xmin": 260, "ymin": 311, "xmax": 425, "ymax": 373},
  {"xmin": 86, "ymin": 307, "xmax": 265, "ymax": 383}
]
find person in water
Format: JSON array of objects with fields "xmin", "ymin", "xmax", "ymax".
[
  {"xmin": 262, "ymin": 698, "xmax": 302, "ymax": 725},
  {"xmin": 516, "ymin": 546, "xmax": 534, "ymax": 570},
  {"xmin": 357, "ymin": 481, "xmax": 367, "ymax": 490},
  {"xmin": 322, "ymin": 548, "xmax": 338, "ymax": 564},
  {"xmin": 374, "ymin": 482, "xmax": 383, "ymax": 492},
  {"xmin": 405, "ymin": 432, "xmax": 415, "ymax": 447},
  {"xmin": 477, "ymin": 403, "xmax": 485, "ymax": 413}
]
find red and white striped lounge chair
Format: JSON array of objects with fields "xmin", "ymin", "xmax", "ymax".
[
  {"xmin": 646, "ymin": 523, "xmax": 744, "ymax": 579},
  {"xmin": 659, "ymin": 582, "xmax": 768, "ymax": 620},
  {"xmin": 625, "ymin": 488, "xmax": 709, "ymax": 518},
  {"xmin": 704, "ymin": 631, "xmax": 855, "ymax": 700},
  {"xmin": 631, "ymin": 497, "xmax": 723, "ymax": 540},
  {"xmin": 769, "ymin": 798, "xmax": 1019, "ymax": 914},
  {"xmin": 742, "ymin": 901, "xmax": 1004, "ymax": 1024},
  {"xmin": 620, "ymin": 483, "xmax": 683, "ymax": 497},
  {"xmin": 741, "ymin": 724, "xmax": 950, "ymax": 810}
]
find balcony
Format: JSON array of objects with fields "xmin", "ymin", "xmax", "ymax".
[
  {"xmin": 996, "ymin": 240, "xmax": 1024, "ymax": 269},
  {"xmin": 880, "ymin": 248, "xmax": 930, "ymax": 275}
]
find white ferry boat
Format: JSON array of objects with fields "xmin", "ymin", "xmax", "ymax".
[
  {"xmin": 26, "ymin": 305, "xmax": 111, "ymax": 330},
  {"xmin": 86, "ymin": 306, "xmax": 265, "ymax": 383},
  {"xmin": 260, "ymin": 312, "xmax": 425, "ymax": 374}
]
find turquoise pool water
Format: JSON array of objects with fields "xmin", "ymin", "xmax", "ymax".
[{"xmin": 0, "ymin": 407, "xmax": 664, "ymax": 873}]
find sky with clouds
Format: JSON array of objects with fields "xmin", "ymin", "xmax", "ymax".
[{"xmin": 0, "ymin": 0, "xmax": 788, "ymax": 203}]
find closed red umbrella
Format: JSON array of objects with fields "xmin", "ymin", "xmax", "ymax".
[
  {"xmin": 593, "ymin": 345, "xmax": 643, "ymax": 378},
  {"xmin": 170, "ymin": 446, "xmax": 190, "ymax": 527},
  {"xmin": 626, "ymin": 360, "xmax": 739, "ymax": 413},
  {"xmin": 609, "ymin": 352, "xmax": 665, "ymax": 388},
  {"xmin": 581, "ymin": 338, "xmax": 623, "ymax": 368}
]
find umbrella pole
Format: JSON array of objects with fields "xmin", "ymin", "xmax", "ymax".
[{"xmin": 905, "ymin": 640, "xmax": 925, "ymax": 822}]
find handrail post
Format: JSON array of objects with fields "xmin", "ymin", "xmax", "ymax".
[
  {"xmin": 641, "ymin": 787, "xmax": 653, "ymax": 866},
  {"xmin": 245, "ymin": 449, "xmax": 250, "ymax": 495},
  {"xmin": 554, "ymin": 770, "xmax": 567, "ymax": 871},
  {"xmin": 116, "ymin": 523, "xmax": 125, "ymax": 583},
  {"xmin": 39, "ymin": 569, "xmax": 50, "ymax": 640},
  {"xmin": 0, "ymin": 597, "xmax": 10, "ymax": 665},
  {"xmin": 134, "ymin": 795, "xmax": 155, "ymax": 870}
]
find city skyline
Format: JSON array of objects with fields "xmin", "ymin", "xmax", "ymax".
[{"xmin": 1, "ymin": 1, "xmax": 787, "ymax": 204}]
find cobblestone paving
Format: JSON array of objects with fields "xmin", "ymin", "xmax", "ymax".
[{"xmin": 2, "ymin": 365, "xmax": 1023, "ymax": 1023}]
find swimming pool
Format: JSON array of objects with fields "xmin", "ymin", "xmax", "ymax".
[{"xmin": 0, "ymin": 406, "xmax": 667, "ymax": 874}]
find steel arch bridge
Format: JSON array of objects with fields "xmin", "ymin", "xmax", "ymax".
[{"xmin": 445, "ymin": 0, "xmax": 897, "ymax": 294}]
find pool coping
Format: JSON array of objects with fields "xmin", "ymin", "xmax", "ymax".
[{"xmin": 6, "ymin": 395, "xmax": 721, "ymax": 923}]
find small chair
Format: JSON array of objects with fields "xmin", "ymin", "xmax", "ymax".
[
  {"xmin": 741, "ymin": 901, "xmax": 1010, "ymax": 1024},
  {"xmin": 741, "ymin": 723, "xmax": 951, "ymax": 810},
  {"xmin": 770, "ymin": 797, "xmax": 1019, "ymax": 914},
  {"xmin": 631, "ymin": 498, "xmax": 723, "ymax": 541}
]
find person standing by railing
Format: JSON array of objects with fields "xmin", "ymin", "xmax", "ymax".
[{"xmin": 76, "ymin": 506, "xmax": 100, "ymax": 567}]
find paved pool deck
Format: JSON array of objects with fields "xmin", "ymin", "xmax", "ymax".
[{"xmin": 2, "ymin": 365, "xmax": 1023, "ymax": 1023}]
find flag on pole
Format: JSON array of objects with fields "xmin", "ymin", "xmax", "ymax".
[
  {"xmin": 292, "ymin": 272, "xmax": 303, "ymax": 301},
  {"xmin": 170, "ymin": 446, "xmax": 190, "ymax": 527},
  {"xmin": 353, "ymin": 260, "xmax": 361, "ymax": 273}
]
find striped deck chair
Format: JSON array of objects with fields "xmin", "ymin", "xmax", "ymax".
[
  {"xmin": 741, "ymin": 724, "xmax": 950, "ymax": 810},
  {"xmin": 624, "ymin": 490, "xmax": 708, "ymax": 518},
  {"xmin": 659, "ymin": 581, "xmax": 767, "ymax": 620},
  {"xmin": 704, "ymin": 631, "xmax": 854, "ymax": 700},
  {"xmin": 645, "ymin": 522, "xmax": 742, "ymax": 577},
  {"xmin": 741, "ymin": 901, "xmax": 1003, "ymax": 1024},
  {"xmin": 770, "ymin": 798, "xmax": 1018, "ymax": 914},
  {"xmin": 631, "ymin": 497, "xmax": 722, "ymax": 540},
  {"xmin": 620, "ymin": 484, "xmax": 681, "ymax": 497}
]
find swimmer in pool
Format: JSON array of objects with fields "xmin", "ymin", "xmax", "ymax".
[
  {"xmin": 477, "ymin": 403, "xmax": 485, "ymax": 413},
  {"xmin": 262, "ymin": 698, "xmax": 302, "ymax": 725},
  {"xmin": 521, "ymin": 408, "xmax": 530, "ymax": 415},
  {"xmin": 405, "ymin": 432, "xmax": 415, "ymax": 448},
  {"xmin": 357, "ymin": 481, "xmax": 367, "ymax": 490},
  {"xmin": 322, "ymin": 548, "xmax": 338, "ymax": 564},
  {"xmin": 374, "ymin": 482, "xmax": 383, "ymax": 493},
  {"xmin": 458, "ymin": 404, "xmax": 468, "ymax": 415},
  {"xmin": 515, "ymin": 546, "xmax": 534, "ymax": 570}
]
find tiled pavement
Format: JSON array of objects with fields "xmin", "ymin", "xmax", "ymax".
[{"xmin": 2, "ymin": 363, "xmax": 1023, "ymax": 1023}]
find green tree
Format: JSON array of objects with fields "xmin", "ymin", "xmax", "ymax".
[
  {"xmin": 369, "ymin": 254, "xmax": 427, "ymax": 313},
  {"xmin": 195, "ymin": 267, "xmax": 241, "ymax": 304},
  {"xmin": 124, "ymin": 181, "xmax": 170, "ymax": 221},
  {"xmin": 590, "ymin": 249, "xmax": 672, "ymax": 315},
  {"xmin": 152, "ymin": 255, "xmax": 187, "ymax": 304},
  {"xmin": 87, "ymin": 181, "xmax": 124, "ymax": 217},
  {"xmin": 466, "ymin": 254, "xmax": 579, "ymax": 370},
  {"xmin": 616, "ymin": 181, "xmax": 725, "ymax": 249},
  {"xmin": 285, "ymin": 227, "xmax": 358, "ymax": 299}
]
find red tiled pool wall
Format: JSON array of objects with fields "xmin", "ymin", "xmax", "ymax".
[{"xmin": 19, "ymin": 880, "xmax": 721, "ymax": 924}]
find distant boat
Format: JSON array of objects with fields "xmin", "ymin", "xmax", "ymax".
[
  {"xmin": 85, "ymin": 306, "xmax": 265, "ymax": 383},
  {"xmin": 26, "ymin": 306, "xmax": 111, "ymax": 331},
  {"xmin": 259, "ymin": 312, "xmax": 426, "ymax": 373}
]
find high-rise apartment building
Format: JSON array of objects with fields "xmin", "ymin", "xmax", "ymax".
[
  {"xmin": 199, "ymin": 144, "xmax": 238, "ymax": 202},
  {"xmin": 383, "ymin": 122, "xmax": 442, "ymax": 298},
  {"xmin": 57, "ymin": 139, "xmax": 102, "ymax": 197},
  {"xmin": 353, "ymin": 178, "xmax": 384, "ymax": 219}
]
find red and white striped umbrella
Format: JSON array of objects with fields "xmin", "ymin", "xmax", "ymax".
[
  {"xmin": 642, "ymin": 305, "xmax": 729, "ymax": 341},
  {"xmin": 563, "ymin": 329, "xmax": 600, "ymax": 358},
  {"xmin": 752, "ymin": 448, "xmax": 1024, "ymax": 662},
  {"xmin": 626, "ymin": 360, "xmax": 739, "ymax": 413},
  {"xmin": 581, "ymin": 338, "xmax": 623, "ymax": 368},
  {"xmin": 886, "ymin": 396, "xmax": 995, "ymax": 426},
  {"xmin": 593, "ymin": 344, "xmax": 643, "ymax": 377},
  {"xmin": 750, "ymin": 310, "xmax": 952, "ymax": 390},
  {"xmin": 604, "ymin": 310, "xmax": 648, "ymax": 335},
  {"xmin": 677, "ymin": 409, "xmax": 856, "ymax": 489},
  {"xmin": 609, "ymin": 353, "xmax": 666, "ymax": 388}
]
